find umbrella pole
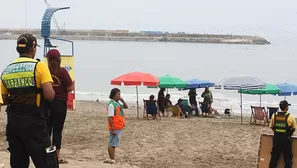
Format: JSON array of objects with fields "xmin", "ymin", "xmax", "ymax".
[
  {"xmin": 284, "ymin": 96, "xmax": 286, "ymax": 100},
  {"xmin": 260, "ymin": 95, "xmax": 262, "ymax": 107},
  {"xmin": 240, "ymin": 89, "xmax": 243, "ymax": 125},
  {"xmin": 166, "ymin": 88, "xmax": 168, "ymax": 94},
  {"xmin": 136, "ymin": 86, "xmax": 139, "ymax": 119}
]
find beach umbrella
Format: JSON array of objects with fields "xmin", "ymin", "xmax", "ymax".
[
  {"xmin": 238, "ymin": 83, "xmax": 281, "ymax": 106},
  {"xmin": 183, "ymin": 78, "xmax": 215, "ymax": 90},
  {"xmin": 111, "ymin": 72, "xmax": 160, "ymax": 119},
  {"xmin": 275, "ymin": 83, "xmax": 297, "ymax": 99},
  {"xmin": 215, "ymin": 75, "xmax": 266, "ymax": 124},
  {"xmin": 158, "ymin": 75, "xmax": 187, "ymax": 88},
  {"xmin": 148, "ymin": 75, "xmax": 187, "ymax": 88}
]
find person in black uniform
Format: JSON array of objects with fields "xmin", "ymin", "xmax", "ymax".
[
  {"xmin": 1, "ymin": 33, "xmax": 58, "ymax": 168},
  {"xmin": 269, "ymin": 100, "xmax": 296, "ymax": 168}
]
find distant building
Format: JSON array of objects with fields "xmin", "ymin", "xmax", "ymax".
[{"xmin": 140, "ymin": 31, "xmax": 164, "ymax": 35}]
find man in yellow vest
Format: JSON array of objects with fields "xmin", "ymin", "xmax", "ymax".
[
  {"xmin": 269, "ymin": 100, "xmax": 296, "ymax": 168},
  {"xmin": 1, "ymin": 33, "xmax": 58, "ymax": 168},
  {"xmin": 105, "ymin": 88, "xmax": 128, "ymax": 164}
]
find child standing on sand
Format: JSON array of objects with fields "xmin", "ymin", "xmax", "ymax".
[{"xmin": 105, "ymin": 88, "xmax": 128, "ymax": 164}]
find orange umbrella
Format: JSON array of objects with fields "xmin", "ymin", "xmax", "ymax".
[{"xmin": 111, "ymin": 72, "xmax": 160, "ymax": 118}]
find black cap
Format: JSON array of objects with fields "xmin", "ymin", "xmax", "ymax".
[
  {"xmin": 17, "ymin": 33, "xmax": 40, "ymax": 48},
  {"xmin": 279, "ymin": 100, "xmax": 291, "ymax": 109}
]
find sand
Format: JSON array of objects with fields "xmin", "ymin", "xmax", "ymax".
[{"xmin": 0, "ymin": 100, "xmax": 279, "ymax": 168}]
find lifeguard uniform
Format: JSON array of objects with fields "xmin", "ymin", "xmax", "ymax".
[
  {"xmin": 269, "ymin": 111, "xmax": 296, "ymax": 168},
  {"xmin": 1, "ymin": 34, "xmax": 58, "ymax": 168}
]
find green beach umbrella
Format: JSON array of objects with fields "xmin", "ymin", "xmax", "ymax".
[
  {"xmin": 149, "ymin": 75, "xmax": 187, "ymax": 88},
  {"xmin": 238, "ymin": 83, "xmax": 281, "ymax": 95},
  {"xmin": 238, "ymin": 83, "xmax": 281, "ymax": 106}
]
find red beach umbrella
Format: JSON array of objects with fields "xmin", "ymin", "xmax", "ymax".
[
  {"xmin": 111, "ymin": 72, "xmax": 160, "ymax": 118},
  {"xmin": 111, "ymin": 72, "xmax": 159, "ymax": 86}
]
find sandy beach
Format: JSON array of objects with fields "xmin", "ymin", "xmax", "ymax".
[{"xmin": 0, "ymin": 100, "xmax": 279, "ymax": 168}]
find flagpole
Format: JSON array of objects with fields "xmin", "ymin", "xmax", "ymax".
[{"xmin": 25, "ymin": 0, "xmax": 27, "ymax": 29}]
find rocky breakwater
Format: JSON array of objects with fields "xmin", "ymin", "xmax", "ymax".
[
  {"xmin": 1, "ymin": 29, "xmax": 270, "ymax": 45},
  {"xmin": 54, "ymin": 33, "xmax": 270, "ymax": 45},
  {"xmin": 159, "ymin": 34, "xmax": 270, "ymax": 45}
]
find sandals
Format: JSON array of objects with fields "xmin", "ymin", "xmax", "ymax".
[{"xmin": 58, "ymin": 158, "xmax": 68, "ymax": 164}]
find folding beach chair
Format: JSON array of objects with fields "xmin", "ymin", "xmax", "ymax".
[
  {"xmin": 181, "ymin": 99, "xmax": 193, "ymax": 116},
  {"xmin": 143, "ymin": 99, "xmax": 160, "ymax": 119},
  {"xmin": 199, "ymin": 102, "xmax": 210, "ymax": 114},
  {"xmin": 168, "ymin": 105, "xmax": 183, "ymax": 118},
  {"xmin": 267, "ymin": 107, "xmax": 279, "ymax": 120},
  {"xmin": 250, "ymin": 106, "xmax": 269, "ymax": 125}
]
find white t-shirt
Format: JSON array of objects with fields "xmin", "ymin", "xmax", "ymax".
[
  {"xmin": 108, "ymin": 100, "xmax": 122, "ymax": 117},
  {"xmin": 108, "ymin": 103, "xmax": 115, "ymax": 117}
]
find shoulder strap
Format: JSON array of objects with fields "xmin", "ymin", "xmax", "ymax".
[{"xmin": 285, "ymin": 113, "xmax": 290, "ymax": 122}]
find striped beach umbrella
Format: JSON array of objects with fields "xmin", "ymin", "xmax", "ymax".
[{"xmin": 215, "ymin": 75, "xmax": 266, "ymax": 124}]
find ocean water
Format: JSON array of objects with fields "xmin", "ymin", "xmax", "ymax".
[{"xmin": 1, "ymin": 38, "xmax": 297, "ymax": 115}]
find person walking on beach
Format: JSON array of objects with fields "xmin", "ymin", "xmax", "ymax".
[
  {"xmin": 46, "ymin": 49, "xmax": 74, "ymax": 164},
  {"xmin": 1, "ymin": 33, "xmax": 58, "ymax": 168},
  {"xmin": 105, "ymin": 88, "xmax": 128, "ymax": 164},
  {"xmin": 269, "ymin": 100, "xmax": 296, "ymax": 168},
  {"xmin": 157, "ymin": 88, "xmax": 165, "ymax": 116}
]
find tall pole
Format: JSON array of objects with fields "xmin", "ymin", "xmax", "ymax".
[
  {"xmin": 240, "ymin": 87, "xmax": 243, "ymax": 125},
  {"xmin": 136, "ymin": 86, "xmax": 139, "ymax": 119},
  {"xmin": 25, "ymin": 0, "xmax": 27, "ymax": 29}
]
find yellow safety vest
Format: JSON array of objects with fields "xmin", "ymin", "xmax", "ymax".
[
  {"xmin": 1, "ymin": 57, "xmax": 41, "ymax": 106},
  {"xmin": 274, "ymin": 112, "xmax": 290, "ymax": 133}
]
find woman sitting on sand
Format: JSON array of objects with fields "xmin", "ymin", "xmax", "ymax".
[{"xmin": 47, "ymin": 49, "xmax": 74, "ymax": 164}]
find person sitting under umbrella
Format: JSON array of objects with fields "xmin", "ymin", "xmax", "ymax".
[
  {"xmin": 145, "ymin": 95, "xmax": 158, "ymax": 119},
  {"xmin": 176, "ymin": 99, "xmax": 188, "ymax": 118}
]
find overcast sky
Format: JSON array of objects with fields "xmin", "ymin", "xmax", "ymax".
[{"xmin": 1, "ymin": 0, "xmax": 297, "ymax": 39}]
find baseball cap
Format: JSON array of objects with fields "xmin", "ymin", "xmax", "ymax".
[
  {"xmin": 279, "ymin": 100, "xmax": 291, "ymax": 108},
  {"xmin": 46, "ymin": 49, "xmax": 61, "ymax": 59},
  {"xmin": 17, "ymin": 33, "xmax": 40, "ymax": 48}
]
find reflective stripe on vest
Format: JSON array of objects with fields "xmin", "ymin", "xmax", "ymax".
[
  {"xmin": 274, "ymin": 112, "xmax": 290, "ymax": 133},
  {"xmin": 108, "ymin": 100, "xmax": 125, "ymax": 130},
  {"xmin": 1, "ymin": 57, "xmax": 40, "ymax": 105}
]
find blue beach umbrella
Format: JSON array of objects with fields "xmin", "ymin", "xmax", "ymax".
[
  {"xmin": 183, "ymin": 79, "xmax": 215, "ymax": 90},
  {"xmin": 275, "ymin": 83, "xmax": 297, "ymax": 99}
]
